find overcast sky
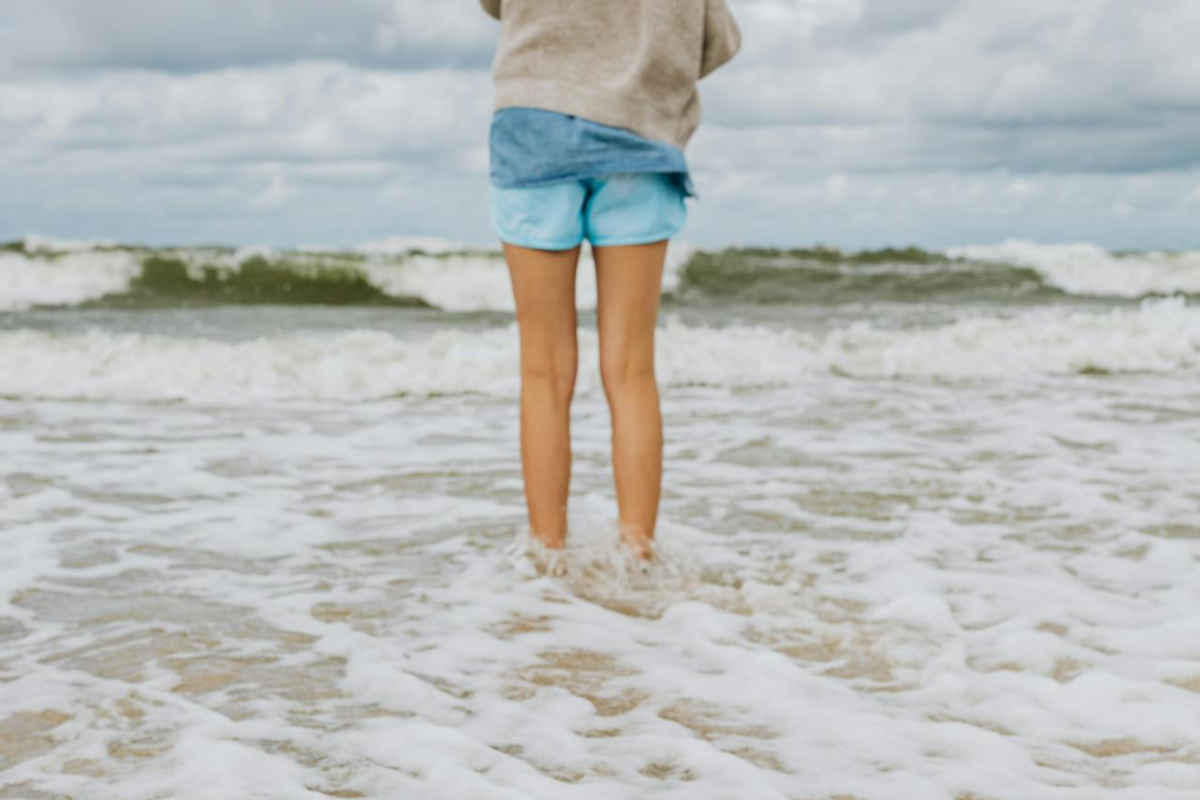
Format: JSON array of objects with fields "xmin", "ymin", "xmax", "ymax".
[{"xmin": 1, "ymin": 0, "xmax": 1197, "ymax": 251}]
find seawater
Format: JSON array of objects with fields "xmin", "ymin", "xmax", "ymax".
[{"xmin": 1, "ymin": 235, "xmax": 1199, "ymax": 799}]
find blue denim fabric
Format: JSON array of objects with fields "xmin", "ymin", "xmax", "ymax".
[
  {"xmin": 489, "ymin": 106, "xmax": 697, "ymax": 199},
  {"xmin": 490, "ymin": 172, "xmax": 687, "ymax": 250}
]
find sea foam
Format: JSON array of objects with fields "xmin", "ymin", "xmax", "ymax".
[{"xmin": 0, "ymin": 297, "xmax": 1194, "ymax": 402}]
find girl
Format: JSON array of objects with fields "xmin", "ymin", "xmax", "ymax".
[{"xmin": 480, "ymin": 0, "xmax": 742, "ymax": 560}]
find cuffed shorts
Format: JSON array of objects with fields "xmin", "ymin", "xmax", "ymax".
[{"xmin": 489, "ymin": 172, "xmax": 687, "ymax": 251}]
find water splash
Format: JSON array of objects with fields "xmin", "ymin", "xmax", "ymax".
[{"xmin": 503, "ymin": 514, "xmax": 707, "ymax": 618}]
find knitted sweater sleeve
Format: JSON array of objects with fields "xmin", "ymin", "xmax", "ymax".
[
  {"xmin": 699, "ymin": 0, "xmax": 742, "ymax": 79},
  {"xmin": 480, "ymin": 0, "xmax": 500, "ymax": 20}
]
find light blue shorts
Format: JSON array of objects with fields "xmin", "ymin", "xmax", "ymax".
[{"xmin": 489, "ymin": 172, "xmax": 687, "ymax": 251}]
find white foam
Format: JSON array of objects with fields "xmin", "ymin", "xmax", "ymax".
[
  {"xmin": 821, "ymin": 294, "xmax": 1200, "ymax": 378},
  {"xmin": 503, "ymin": 510, "xmax": 708, "ymax": 619},
  {"xmin": 354, "ymin": 235, "xmax": 481, "ymax": 255},
  {"xmin": 21, "ymin": 233, "xmax": 121, "ymax": 253},
  {"xmin": 229, "ymin": 243, "xmax": 278, "ymax": 263},
  {"xmin": 359, "ymin": 238, "xmax": 696, "ymax": 312},
  {"xmin": 359, "ymin": 252, "xmax": 525, "ymax": 312},
  {"xmin": 947, "ymin": 239, "xmax": 1200, "ymax": 297},
  {"xmin": 0, "ymin": 238, "xmax": 697, "ymax": 313},
  {"xmin": 1, "ymin": 297, "xmax": 1195, "ymax": 401},
  {"xmin": 0, "ymin": 249, "xmax": 142, "ymax": 310},
  {"xmin": 5, "ymin": 237, "xmax": 1197, "ymax": 314},
  {"xmin": 2, "ymin": 348, "xmax": 1199, "ymax": 797}
]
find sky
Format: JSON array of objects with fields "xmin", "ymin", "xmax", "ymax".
[{"xmin": 1, "ymin": 0, "xmax": 1197, "ymax": 252}]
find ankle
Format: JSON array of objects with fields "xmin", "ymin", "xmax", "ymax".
[
  {"xmin": 618, "ymin": 521, "xmax": 653, "ymax": 559},
  {"xmin": 532, "ymin": 529, "xmax": 566, "ymax": 549}
]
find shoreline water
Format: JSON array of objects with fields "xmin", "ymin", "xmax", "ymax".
[{"xmin": 2, "ymin": 234, "xmax": 1198, "ymax": 797}]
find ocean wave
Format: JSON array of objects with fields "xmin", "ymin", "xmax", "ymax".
[
  {"xmin": 946, "ymin": 240, "xmax": 1200, "ymax": 298},
  {"xmin": 0, "ymin": 246, "xmax": 142, "ymax": 310},
  {"xmin": 1, "ymin": 297, "xmax": 1194, "ymax": 402},
  {"xmin": 3, "ymin": 236, "xmax": 1198, "ymax": 312},
  {"xmin": 0, "ymin": 236, "xmax": 696, "ymax": 313},
  {"xmin": 670, "ymin": 246, "xmax": 1057, "ymax": 304}
]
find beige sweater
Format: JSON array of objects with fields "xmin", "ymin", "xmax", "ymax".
[{"xmin": 479, "ymin": 0, "xmax": 741, "ymax": 151}]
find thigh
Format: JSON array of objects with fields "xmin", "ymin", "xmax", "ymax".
[
  {"xmin": 490, "ymin": 179, "xmax": 587, "ymax": 251},
  {"xmin": 592, "ymin": 239, "xmax": 668, "ymax": 376},
  {"xmin": 583, "ymin": 172, "xmax": 686, "ymax": 248},
  {"xmin": 504, "ymin": 242, "xmax": 582, "ymax": 369}
]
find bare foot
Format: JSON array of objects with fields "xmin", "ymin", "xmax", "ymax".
[
  {"xmin": 521, "ymin": 527, "xmax": 567, "ymax": 576},
  {"xmin": 618, "ymin": 522, "xmax": 654, "ymax": 561}
]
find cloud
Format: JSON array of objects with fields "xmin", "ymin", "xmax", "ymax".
[
  {"xmin": 0, "ymin": 0, "xmax": 495, "ymax": 74},
  {"xmin": 705, "ymin": 0, "xmax": 1198, "ymax": 129},
  {"xmin": 848, "ymin": 0, "xmax": 959, "ymax": 35},
  {"xmin": 2, "ymin": 62, "xmax": 490, "ymax": 164},
  {"xmin": 0, "ymin": 0, "xmax": 1197, "ymax": 249},
  {"xmin": 250, "ymin": 171, "xmax": 292, "ymax": 210}
]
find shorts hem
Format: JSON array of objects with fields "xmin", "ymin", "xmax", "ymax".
[
  {"xmin": 588, "ymin": 226, "xmax": 683, "ymax": 247},
  {"xmin": 497, "ymin": 234, "xmax": 584, "ymax": 251}
]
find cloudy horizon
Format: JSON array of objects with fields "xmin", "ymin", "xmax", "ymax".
[{"xmin": 2, "ymin": 0, "xmax": 1197, "ymax": 252}]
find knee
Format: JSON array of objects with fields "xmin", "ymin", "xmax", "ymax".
[
  {"xmin": 599, "ymin": 351, "xmax": 655, "ymax": 398},
  {"xmin": 521, "ymin": 350, "xmax": 578, "ymax": 399}
]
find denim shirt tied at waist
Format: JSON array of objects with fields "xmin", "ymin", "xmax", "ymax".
[{"xmin": 488, "ymin": 106, "xmax": 697, "ymax": 199}]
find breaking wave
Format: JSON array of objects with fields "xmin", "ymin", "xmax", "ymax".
[
  {"xmin": 1, "ymin": 296, "xmax": 1194, "ymax": 403},
  {"xmin": 3, "ymin": 236, "xmax": 1198, "ymax": 313}
]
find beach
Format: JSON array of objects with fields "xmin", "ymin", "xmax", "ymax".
[{"xmin": 2, "ymin": 236, "xmax": 1199, "ymax": 798}]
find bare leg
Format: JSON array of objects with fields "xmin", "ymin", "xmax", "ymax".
[
  {"xmin": 503, "ymin": 241, "xmax": 581, "ymax": 549},
  {"xmin": 592, "ymin": 239, "xmax": 668, "ymax": 559}
]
